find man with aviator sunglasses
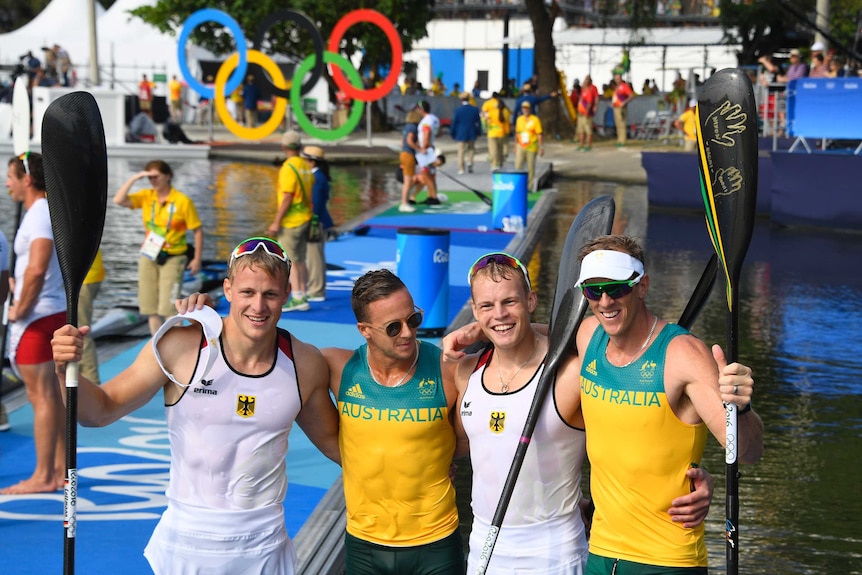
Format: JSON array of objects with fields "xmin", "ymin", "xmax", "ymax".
[
  {"xmin": 446, "ymin": 239, "xmax": 764, "ymax": 574},
  {"xmin": 52, "ymin": 236, "xmax": 340, "ymax": 574},
  {"xmin": 321, "ymin": 269, "xmax": 465, "ymax": 574}
]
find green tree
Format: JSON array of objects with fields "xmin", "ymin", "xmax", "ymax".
[
  {"xmin": 525, "ymin": 0, "xmax": 573, "ymax": 139},
  {"xmin": 130, "ymin": 0, "xmax": 431, "ymax": 79}
]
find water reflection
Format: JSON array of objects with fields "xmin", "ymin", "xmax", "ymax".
[{"xmin": 0, "ymin": 158, "xmax": 397, "ymax": 316}]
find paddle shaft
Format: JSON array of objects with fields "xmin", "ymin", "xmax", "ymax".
[
  {"xmin": 725, "ymin": 282, "xmax": 741, "ymax": 574},
  {"xmin": 435, "ymin": 169, "xmax": 493, "ymax": 205}
]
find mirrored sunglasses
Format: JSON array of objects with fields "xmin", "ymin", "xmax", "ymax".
[
  {"xmin": 367, "ymin": 308, "xmax": 424, "ymax": 338},
  {"xmin": 230, "ymin": 237, "xmax": 290, "ymax": 265},
  {"xmin": 580, "ymin": 277, "xmax": 641, "ymax": 301},
  {"xmin": 468, "ymin": 252, "xmax": 532, "ymax": 290}
]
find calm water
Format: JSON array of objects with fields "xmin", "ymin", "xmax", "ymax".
[{"xmin": 1, "ymin": 161, "xmax": 859, "ymax": 574}]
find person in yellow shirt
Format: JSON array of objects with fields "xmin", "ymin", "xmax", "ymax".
[
  {"xmin": 168, "ymin": 75, "xmax": 183, "ymax": 122},
  {"xmin": 673, "ymin": 99, "xmax": 698, "ymax": 152},
  {"xmin": 514, "ymin": 101, "xmax": 543, "ymax": 191},
  {"xmin": 482, "ymin": 93, "xmax": 511, "ymax": 171},
  {"xmin": 113, "ymin": 160, "xmax": 204, "ymax": 335},
  {"xmin": 267, "ymin": 131, "xmax": 314, "ymax": 312},
  {"xmin": 79, "ymin": 249, "xmax": 104, "ymax": 384}
]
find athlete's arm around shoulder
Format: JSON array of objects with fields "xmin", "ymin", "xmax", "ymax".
[
  {"xmin": 294, "ymin": 338, "xmax": 341, "ymax": 466},
  {"xmin": 52, "ymin": 323, "xmax": 192, "ymax": 427},
  {"xmin": 666, "ymin": 334, "xmax": 764, "ymax": 464},
  {"xmin": 449, "ymin": 350, "xmax": 478, "ymax": 459}
]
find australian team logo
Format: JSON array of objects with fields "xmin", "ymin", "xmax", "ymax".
[
  {"xmin": 489, "ymin": 411, "xmax": 505, "ymax": 433},
  {"xmin": 236, "ymin": 394, "xmax": 256, "ymax": 418}
]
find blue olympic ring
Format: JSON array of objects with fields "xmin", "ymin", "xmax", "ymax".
[{"xmin": 177, "ymin": 8, "xmax": 248, "ymax": 100}]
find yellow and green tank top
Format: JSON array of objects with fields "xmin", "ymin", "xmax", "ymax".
[
  {"xmin": 338, "ymin": 341, "xmax": 459, "ymax": 546},
  {"xmin": 580, "ymin": 323, "xmax": 708, "ymax": 568}
]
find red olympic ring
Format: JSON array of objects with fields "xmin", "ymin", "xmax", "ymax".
[{"xmin": 327, "ymin": 9, "xmax": 403, "ymax": 102}]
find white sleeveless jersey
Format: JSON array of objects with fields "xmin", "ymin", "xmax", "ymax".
[
  {"xmin": 461, "ymin": 347, "xmax": 587, "ymax": 524},
  {"xmin": 164, "ymin": 328, "xmax": 302, "ymax": 511}
]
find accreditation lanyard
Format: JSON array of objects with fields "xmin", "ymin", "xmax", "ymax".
[{"xmin": 149, "ymin": 199, "xmax": 175, "ymax": 238}]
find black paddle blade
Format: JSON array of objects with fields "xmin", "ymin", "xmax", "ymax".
[
  {"xmin": 551, "ymin": 195, "xmax": 616, "ymax": 342},
  {"xmin": 695, "ymin": 69, "xmax": 758, "ymax": 312},
  {"xmin": 41, "ymin": 92, "xmax": 108, "ymax": 326},
  {"xmin": 678, "ymin": 253, "xmax": 718, "ymax": 330}
]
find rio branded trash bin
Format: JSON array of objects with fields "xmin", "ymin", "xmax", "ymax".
[
  {"xmin": 491, "ymin": 170, "xmax": 528, "ymax": 230},
  {"xmin": 396, "ymin": 228, "xmax": 450, "ymax": 336}
]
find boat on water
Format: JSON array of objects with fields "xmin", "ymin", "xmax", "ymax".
[{"xmin": 90, "ymin": 260, "xmax": 227, "ymax": 339}]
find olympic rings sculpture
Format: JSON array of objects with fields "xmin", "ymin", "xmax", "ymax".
[{"xmin": 177, "ymin": 8, "xmax": 403, "ymax": 142}]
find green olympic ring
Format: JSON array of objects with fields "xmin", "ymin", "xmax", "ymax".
[{"xmin": 291, "ymin": 51, "xmax": 364, "ymax": 141}]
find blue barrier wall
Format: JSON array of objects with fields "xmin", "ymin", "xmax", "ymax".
[{"xmin": 787, "ymin": 78, "xmax": 862, "ymax": 139}]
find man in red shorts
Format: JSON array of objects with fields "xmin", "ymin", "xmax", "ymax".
[{"xmin": 1, "ymin": 152, "xmax": 67, "ymax": 494}]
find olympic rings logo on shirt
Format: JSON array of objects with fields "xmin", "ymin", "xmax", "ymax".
[{"xmin": 177, "ymin": 8, "xmax": 403, "ymax": 142}]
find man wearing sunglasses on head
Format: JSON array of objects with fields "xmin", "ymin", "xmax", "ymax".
[
  {"xmin": 52, "ymin": 237, "xmax": 340, "ymax": 574},
  {"xmin": 445, "ymin": 239, "xmax": 764, "ymax": 574},
  {"xmin": 320, "ymin": 269, "xmax": 465, "ymax": 575}
]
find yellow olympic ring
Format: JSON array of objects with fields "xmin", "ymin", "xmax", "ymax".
[{"xmin": 214, "ymin": 50, "xmax": 288, "ymax": 141}]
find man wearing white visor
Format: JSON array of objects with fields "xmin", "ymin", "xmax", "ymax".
[{"xmin": 573, "ymin": 235, "xmax": 763, "ymax": 574}]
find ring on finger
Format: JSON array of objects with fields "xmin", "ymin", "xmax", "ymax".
[{"xmin": 733, "ymin": 385, "xmax": 739, "ymax": 395}]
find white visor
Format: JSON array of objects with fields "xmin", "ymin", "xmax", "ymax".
[
  {"xmin": 576, "ymin": 250, "xmax": 644, "ymax": 287},
  {"xmin": 152, "ymin": 306, "xmax": 223, "ymax": 388}
]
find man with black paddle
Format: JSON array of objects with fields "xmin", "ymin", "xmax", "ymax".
[
  {"xmin": 445, "ymin": 250, "xmax": 718, "ymax": 574},
  {"xmin": 51, "ymin": 237, "xmax": 340, "ymax": 574},
  {"xmin": 575, "ymin": 236, "xmax": 762, "ymax": 575}
]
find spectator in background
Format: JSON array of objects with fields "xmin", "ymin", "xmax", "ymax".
[
  {"xmin": 808, "ymin": 52, "xmax": 829, "ymax": 78},
  {"xmin": 138, "ymin": 74, "xmax": 154, "ymax": 117},
  {"xmin": 611, "ymin": 72, "xmax": 634, "ymax": 147},
  {"xmin": 399, "ymin": 109, "xmax": 421, "ymax": 213},
  {"xmin": 127, "ymin": 111, "xmax": 159, "ymax": 143},
  {"xmin": 827, "ymin": 55, "xmax": 847, "ymax": 78},
  {"xmin": 53, "ymin": 44, "xmax": 72, "ymax": 87},
  {"xmin": 641, "ymin": 79, "xmax": 653, "ymax": 95},
  {"xmin": 514, "ymin": 101, "xmax": 543, "ymax": 192},
  {"xmin": 576, "ymin": 74, "xmax": 600, "ymax": 152},
  {"xmin": 449, "ymin": 82, "xmax": 462, "ymax": 97},
  {"xmin": 673, "ymin": 99, "xmax": 699, "ymax": 152},
  {"xmin": 759, "ymin": 49, "xmax": 808, "ymax": 83},
  {"xmin": 1, "ymin": 152, "xmax": 67, "ymax": 494},
  {"xmin": 243, "ymin": 75, "xmax": 261, "ymax": 128},
  {"xmin": 482, "ymin": 93, "xmax": 511, "ymax": 171},
  {"xmin": 450, "ymin": 91, "xmax": 482, "ymax": 175},
  {"xmin": 268, "ymin": 131, "xmax": 314, "ymax": 312},
  {"xmin": 430, "ymin": 74, "xmax": 446, "ymax": 96},
  {"xmin": 472, "ymin": 80, "xmax": 482, "ymax": 99},
  {"xmin": 302, "ymin": 145, "xmax": 333, "ymax": 303},
  {"xmin": 569, "ymin": 77, "xmax": 581, "ymax": 111},
  {"xmin": 0, "ymin": 229, "xmax": 9, "ymax": 431},
  {"xmin": 168, "ymin": 75, "xmax": 183, "ymax": 123},
  {"xmin": 41, "ymin": 47, "xmax": 58, "ymax": 85},
  {"xmin": 79, "ymin": 250, "xmax": 104, "ymax": 385},
  {"xmin": 514, "ymin": 82, "xmax": 558, "ymax": 123}
]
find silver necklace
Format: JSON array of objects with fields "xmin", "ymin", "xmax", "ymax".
[
  {"xmin": 612, "ymin": 314, "xmax": 658, "ymax": 368},
  {"xmin": 369, "ymin": 343, "xmax": 419, "ymax": 387},
  {"xmin": 497, "ymin": 335, "xmax": 539, "ymax": 393}
]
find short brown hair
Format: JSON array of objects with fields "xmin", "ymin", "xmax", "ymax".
[
  {"xmin": 351, "ymin": 269, "xmax": 408, "ymax": 323},
  {"xmin": 144, "ymin": 159, "xmax": 173, "ymax": 178},
  {"xmin": 8, "ymin": 152, "xmax": 45, "ymax": 191}
]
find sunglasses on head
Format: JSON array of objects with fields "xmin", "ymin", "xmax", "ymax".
[
  {"xmin": 366, "ymin": 307, "xmax": 424, "ymax": 338},
  {"xmin": 468, "ymin": 252, "xmax": 532, "ymax": 290},
  {"xmin": 230, "ymin": 237, "xmax": 290, "ymax": 266},
  {"xmin": 18, "ymin": 152, "xmax": 30, "ymax": 175},
  {"xmin": 580, "ymin": 276, "xmax": 642, "ymax": 301}
]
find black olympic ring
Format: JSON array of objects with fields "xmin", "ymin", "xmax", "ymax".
[{"xmin": 252, "ymin": 9, "xmax": 325, "ymax": 98}]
